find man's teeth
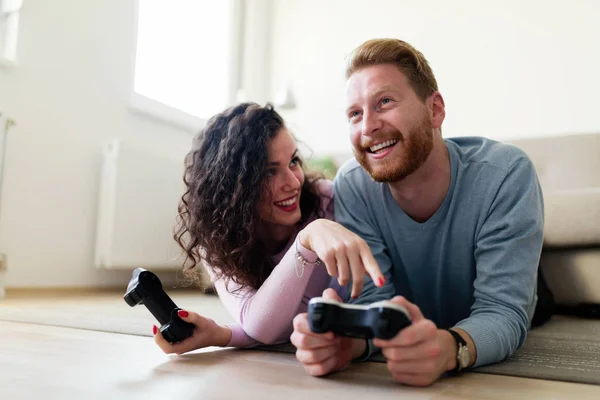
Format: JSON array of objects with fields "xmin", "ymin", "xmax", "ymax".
[
  {"xmin": 275, "ymin": 197, "xmax": 296, "ymax": 207},
  {"xmin": 370, "ymin": 139, "xmax": 398, "ymax": 153}
]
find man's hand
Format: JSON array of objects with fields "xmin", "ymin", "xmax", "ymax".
[
  {"xmin": 373, "ymin": 296, "xmax": 458, "ymax": 387},
  {"xmin": 291, "ymin": 288, "xmax": 366, "ymax": 376}
]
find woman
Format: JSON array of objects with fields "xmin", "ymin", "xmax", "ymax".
[{"xmin": 153, "ymin": 102, "xmax": 385, "ymax": 354}]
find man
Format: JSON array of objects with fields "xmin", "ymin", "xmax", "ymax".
[{"xmin": 290, "ymin": 38, "xmax": 544, "ymax": 386}]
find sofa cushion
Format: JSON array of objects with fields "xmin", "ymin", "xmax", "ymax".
[
  {"xmin": 542, "ymin": 248, "xmax": 600, "ymax": 306},
  {"xmin": 506, "ymin": 133, "xmax": 600, "ymax": 191},
  {"xmin": 543, "ymin": 188, "xmax": 600, "ymax": 247}
]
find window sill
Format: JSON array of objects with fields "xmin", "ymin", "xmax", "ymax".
[
  {"xmin": 0, "ymin": 57, "xmax": 17, "ymax": 69},
  {"xmin": 128, "ymin": 92, "xmax": 207, "ymax": 133}
]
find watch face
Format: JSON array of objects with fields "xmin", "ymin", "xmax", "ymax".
[{"xmin": 458, "ymin": 346, "xmax": 470, "ymax": 368}]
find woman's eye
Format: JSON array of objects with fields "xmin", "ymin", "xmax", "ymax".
[
  {"xmin": 266, "ymin": 168, "xmax": 276, "ymax": 177},
  {"xmin": 381, "ymin": 97, "xmax": 392, "ymax": 105},
  {"xmin": 290, "ymin": 157, "xmax": 301, "ymax": 167}
]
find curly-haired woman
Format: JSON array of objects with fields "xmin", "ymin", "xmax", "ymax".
[{"xmin": 152, "ymin": 102, "xmax": 385, "ymax": 355}]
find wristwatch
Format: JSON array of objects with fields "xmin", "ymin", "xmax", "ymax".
[{"xmin": 447, "ymin": 329, "xmax": 470, "ymax": 372}]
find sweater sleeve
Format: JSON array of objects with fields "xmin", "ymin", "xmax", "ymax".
[
  {"xmin": 455, "ymin": 158, "xmax": 544, "ymax": 367},
  {"xmin": 207, "ymin": 237, "xmax": 323, "ymax": 347}
]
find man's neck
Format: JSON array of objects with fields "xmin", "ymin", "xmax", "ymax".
[{"xmin": 387, "ymin": 136, "xmax": 451, "ymax": 223}]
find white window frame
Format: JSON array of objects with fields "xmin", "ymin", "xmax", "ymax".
[
  {"xmin": 0, "ymin": 0, "xmax": 22, "ymax": 68},
  {"xmin": 129, "ymin": 0, "xmax": 244, "ymax": 132}
]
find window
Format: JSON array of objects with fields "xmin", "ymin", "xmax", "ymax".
[
  {"xmin": 0, "ymin": 0, "xmax": 22, "ymax": 67},
  {"xmin": 131, "ymin": 0, "xmax": 241, "ymax": 130}
]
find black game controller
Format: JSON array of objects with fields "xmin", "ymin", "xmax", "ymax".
[
  {"xmin": 124, "ymin": 267, "xmax": 195, "ymax": 343},
  {"xmin": 307, "ymin": 297, "xmax": 412, "ymax": 340}
]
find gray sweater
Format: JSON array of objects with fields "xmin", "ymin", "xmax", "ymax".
[{"xmin": 335, "ymin": 136, "xmax": 544, "ymax": 367}]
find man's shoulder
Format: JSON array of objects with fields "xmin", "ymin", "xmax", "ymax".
[
  {"xmin": 447, "ymin": 136, "xmax": 532, "ymax": 173},
  {"xmin": 335, "ymin": 157, "xmax": 373, "ymax": 185},
  {"xmin": 334, "ymin": 157, "xmax": 377, "ymax": 193},
  {"xmin": 336, "ymin": 157, "xmax": 362, "ymax": 176}
]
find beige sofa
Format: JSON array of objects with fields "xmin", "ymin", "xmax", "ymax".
[{"xmin": 506, "ymin": 132, "xmax": 600, "ymax": 309}]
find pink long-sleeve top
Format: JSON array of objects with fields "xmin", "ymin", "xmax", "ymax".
[{"xmin": 205, "ymin": 179, "xmax": 336, "ymax": 347}]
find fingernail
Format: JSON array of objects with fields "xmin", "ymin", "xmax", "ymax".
[
  {"xmin": 352, "ymin": 295, "xmax": 358, "ymax": 299},
  {"xmin": 377, "ymin": 277, "xmax": 385, "ymax": 287},
  {"xmin": 178, "ymin": 310, "xmax": 189, "ymax": 318},
  {"xmin": 152, "ymin": 325, "xmax": 158, "ymax": 335}
]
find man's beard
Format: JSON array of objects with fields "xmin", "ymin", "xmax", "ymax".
[{"xmin": 355, "ymin": 116, "xmax": 434, "ymax": 183}]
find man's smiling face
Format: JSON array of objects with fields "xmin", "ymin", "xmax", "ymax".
[{"xmin": 345, "ymin": 64, "xmax": 434, "ymax": 182}]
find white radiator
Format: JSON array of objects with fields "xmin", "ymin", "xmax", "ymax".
[
  {"xmin": 94, "ymin": 139, "xmax": 186, "ymax": 270},
  {"xmin": 0, "ymin": 112, "xmax": 14, "ymax": 225},
  {"xmin": 0, "ymin": 113, "xmax": 6, "ymax": 209}
]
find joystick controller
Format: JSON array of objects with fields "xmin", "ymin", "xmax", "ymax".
[
  {"xmin": 124, "ymin": 268, "xmax": 195, "ymax": 343},
  {"xmin": 307, "ymin": 297, "xmax": 411, "ymax": 340}
]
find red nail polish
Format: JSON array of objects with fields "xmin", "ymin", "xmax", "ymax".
[
  {"xmin": 377, "ymin": 277, "xmax": 385, "ymax": 287},
  {"xmin": 152, "ymin": 325, "xmax": 157, "ymax": 335},
  {"xmin": 178, "ymin": 310, "xmax": 189, "ymax": 318},
  {"xmin": 352, "ymin": 295, "xmax": 358, "ymax": 299}
]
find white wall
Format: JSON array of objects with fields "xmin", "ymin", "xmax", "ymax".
[
  {"xmin": 0, "ymin": 0, "xmax": 272, "ymax": 289},
  {"xmin": 239, "ymin": 0, "xmax": 272, "ymax": 105},
  {"xmin": 0, "ymin": 0, "xmax": 197, "ymax": 288},
  {"xmin": 268, "ymin": 0, "xmax": 600, "ymax": 155},
  {"xmin": 1, "ymin": 0, "xmax": 598, "ymax": 289}
]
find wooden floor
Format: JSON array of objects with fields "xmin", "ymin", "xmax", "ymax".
[{"xmin": 2, "ymin": 290, "xmax": 600, "ymax": 399}]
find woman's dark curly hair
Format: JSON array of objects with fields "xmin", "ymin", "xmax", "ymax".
[{"xmin": 174, "ymin": 102, "xmax": 325, "ymax": 293}]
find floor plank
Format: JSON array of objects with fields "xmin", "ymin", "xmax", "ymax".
[
  {"xmin": 2, "ymin": 321, "xmax": 600, "ymax": 400},
  {"xmin": 0, "ymin": 289, "xmax": 234, "ymax": 337}
]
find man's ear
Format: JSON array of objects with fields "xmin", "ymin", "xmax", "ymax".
[{"xmin": 428, "ymin": 92, "xmax": 445, "ymax": 130}]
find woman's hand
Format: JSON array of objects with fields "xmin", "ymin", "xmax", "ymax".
[
  {"xmin": 153, "ymin": 309, "xmax": 232, "ymax": 355},
  {"xmin": 299, "ymin": 219, "xmax": 385, "ymax": 298}
]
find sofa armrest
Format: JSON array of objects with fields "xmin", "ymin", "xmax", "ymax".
[{"xmin": 543, "ymin": 188, "xmax": 600, "ymax": 247}]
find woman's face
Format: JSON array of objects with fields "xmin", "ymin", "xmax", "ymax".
[{"xmin": 258, "ymin": 128, "xmax": 305, "ymax": 227}]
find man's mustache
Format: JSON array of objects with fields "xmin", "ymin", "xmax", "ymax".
[{"xmin": 360, "ymin": 130, "xmax": 404, "ymax": 149}]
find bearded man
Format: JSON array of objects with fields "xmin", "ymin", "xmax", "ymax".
[{"xmin": 290, "ymin": 38, "xmax": 546, "ymax": 387}]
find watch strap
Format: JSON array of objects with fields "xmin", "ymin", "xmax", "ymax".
[{"xmin": 447, "ymin": 329, "xmax": 467, "ymax": 372}]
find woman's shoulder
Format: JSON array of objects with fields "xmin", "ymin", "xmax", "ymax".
[
  {"xmin": 314, "ymin": 177, "xmax": 334, "ymax": 198},
  {"xmin": 312, "ymin": 178, "xmax": 334, "ymax": 219}
]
